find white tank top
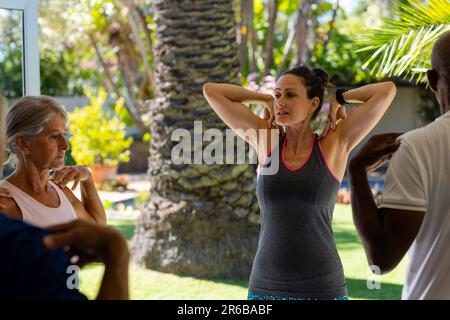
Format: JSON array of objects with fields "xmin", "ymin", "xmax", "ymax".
[{"xmin": 0, "ymin": 180, "xmax": 78, "ymax": 228}]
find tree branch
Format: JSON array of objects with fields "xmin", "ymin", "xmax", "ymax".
[
  {"xmin": 88, "ymin": 32, "xmax": 149, "ymax": 135},
  {"xmin": 322, "ymin": 0, "xmax": 339, "ymax": 55},
  {"xmin": 123, "ymin": 0, "xmax": 159, "ymax": 97}
]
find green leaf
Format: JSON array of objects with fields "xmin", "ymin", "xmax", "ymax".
[
  {"xmin": 143, "ymin": 132, "xmax": 151, "ymax": 143},
  {"xmin": 357, "ymin": 0, "xmax": 450, "ymax": 83}
]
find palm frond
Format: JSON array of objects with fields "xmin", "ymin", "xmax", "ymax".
[{"xmin": 356, "ymin": 0, "xmax": 450, "ymax": 83}]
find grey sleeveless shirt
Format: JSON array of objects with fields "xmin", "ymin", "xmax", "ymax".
[{"xmin": 249, "ymin": 133, "xmax": 347, "ymax": 298}]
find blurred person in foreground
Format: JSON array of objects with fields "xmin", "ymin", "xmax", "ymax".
[{"xmin": 349, "ymin": 31, "xmax": 450, "ymax": 299}]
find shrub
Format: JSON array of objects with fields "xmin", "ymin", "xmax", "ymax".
[{"xmin": 68, "ymin": 88, "xmax": 133, "ymax": 166}]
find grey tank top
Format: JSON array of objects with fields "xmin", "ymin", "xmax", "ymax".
[{"xmin": 250, "ymin": 133, "xmax": 347, "ymax": 298}]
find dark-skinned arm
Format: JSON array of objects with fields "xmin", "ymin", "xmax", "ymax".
[
  {"xmin": 43, "ymin": 220, "xmax": 129, "ymax": 300},
  {"xmin": 348, "ymin": 133, "xmax": 425, "ymax": 274}
]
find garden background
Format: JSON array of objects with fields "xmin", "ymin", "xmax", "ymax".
[{"xmin": 1, "ymin": 0, "xmax": 449, "ymax": 299}]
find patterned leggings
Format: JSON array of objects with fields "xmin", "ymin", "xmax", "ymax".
[{"xmin": 248, "ymin": 291, "xmax": 349, "ymax": 300}]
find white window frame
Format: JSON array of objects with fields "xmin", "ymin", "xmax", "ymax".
[{"xmin": 0, "ymin": 0, "xmax": 40, "ymax": 95}]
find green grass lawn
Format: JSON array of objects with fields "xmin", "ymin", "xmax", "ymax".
[{"xmin": 80, "ymin": 204, "xmax": 407, "ymax": 300}]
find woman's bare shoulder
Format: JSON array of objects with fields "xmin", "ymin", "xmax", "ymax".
[
  {"xmin": 58, "ymin": 185, "xmax": 81, "ymax": 205},
  {"xmin": 0, "ymin": 197, "xmax": 23, "ymax": 220}
]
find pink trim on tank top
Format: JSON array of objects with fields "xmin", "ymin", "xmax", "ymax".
[
  {"xmin": 0, "ymin": 179, "xmax": 78, "ymax": 228},
  {"xmin": 282, "ymin": 133, "xmax": 315, "ymax": 172},
  {"xmin": 3, "ymin": 180, "xmax": 62, "ymax": 209}
]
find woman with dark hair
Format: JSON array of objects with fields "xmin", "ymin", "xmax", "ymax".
[{"xmin": 203, "ymin": 65, "xmax": 397, "ymax": 300}]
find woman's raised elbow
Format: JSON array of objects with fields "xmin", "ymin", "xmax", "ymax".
[
  {"xmin": 203, "ymin": 82, "xmax": 217, "ymax": 97},
  {"xmin": 383, "ymin": 81, "xmax": 397, "ymax": 96}
]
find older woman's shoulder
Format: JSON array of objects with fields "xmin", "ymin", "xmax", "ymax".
[
  {"xmin": 57, "ymin": 185, "xmax": 80, "ymax": 206},
  {"xmin": 0, "ymin": 196, "xmax": 23, "ymax": 220}
]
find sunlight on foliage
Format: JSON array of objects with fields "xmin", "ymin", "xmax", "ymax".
[{"xmin": 68, "ymin": 87, "xmax": 133, "ymax": 166}]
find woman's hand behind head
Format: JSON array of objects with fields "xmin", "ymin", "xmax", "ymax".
[{"xmin": 51, "ymin": 166, "xmax": 93, "ymax": 191}]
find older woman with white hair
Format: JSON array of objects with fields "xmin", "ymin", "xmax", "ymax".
[{"xmin": 0, "ymin": 96, "xmax": 106, "ymax": 227}]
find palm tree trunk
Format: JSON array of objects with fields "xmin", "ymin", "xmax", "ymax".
[{"xmin": 131, "ymin": 0, "xmax": 260, "ymax": 279}]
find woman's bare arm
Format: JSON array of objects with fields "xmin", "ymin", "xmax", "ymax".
[
  {"xmin": 53, "ymin": 166, "xmax": 106, "ymax": 225},
  {"xmin": 336, "ymin": 82, "xmax": 397, "ymax": 153},
  {"xmin": 319, "ymin": 82, "xmax": 397, "ymax": 182},
  {"xmin": 0, "ymin": 197, "xmax": 23, "ymax": 220},
  {"xmin": 79, "ymin": 175, "xmax": 106, "ymax": 225},
  {"xmin": 203, "ymin": 83, "xmax": 273, "ymax": 150}
]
